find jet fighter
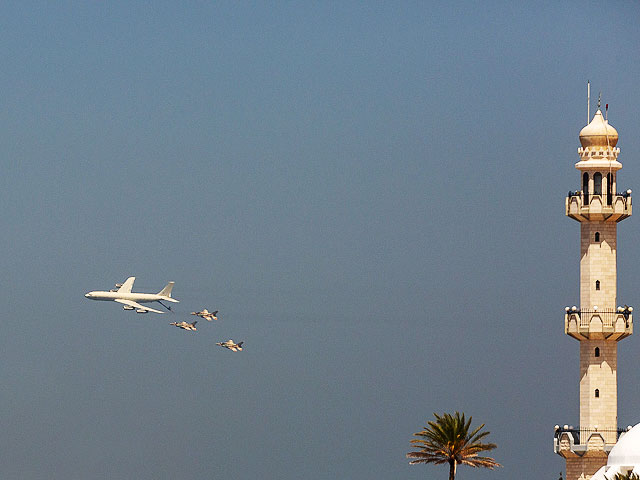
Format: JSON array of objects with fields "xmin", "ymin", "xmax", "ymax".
[
  {"xmin": 170, "ymin": 321, "xmax": 197, "ymax": 331},
  {"xmin": 191, "ymin": 309, "xmax": 218, "ymax": 321},
  {"xmin": 216, "ymin": 340, "xmax": 243, "ymax": 352}
]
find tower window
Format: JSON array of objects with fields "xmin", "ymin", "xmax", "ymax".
[
  {"xmin": 583, "ymin": 172, "xmax": 589, "ymax": 204},
  {"xmin": 596, "ymin": 280, "xmax": 601, "ymax": 290},
  {"xmin": 595, "ymin": 389, "xmax": 600, "ymax": 398},
  {"xmin": 595, "ymin": 232, "xmax": 600, "ymax": 242},
  {"xmin": 594, "ymin": 173, "xmax": 602, "ymax": 195},
  {"xmin": 595, "ymin": 347, "xmax": 600, "ymax": 357}
]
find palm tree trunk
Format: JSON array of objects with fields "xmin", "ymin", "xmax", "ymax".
[{"xmin": 449, "ymin": 460, "xmax": 456, "ymax": 480}]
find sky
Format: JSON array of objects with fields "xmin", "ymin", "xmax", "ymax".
[{"xmin": 1, "ymin": 1, "xmax": 640, "ymax": 479}]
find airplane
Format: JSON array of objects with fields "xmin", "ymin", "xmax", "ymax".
[
  {"xmin": 191, "ymin": 309, "xmax": 218, "ymax": 321},
  {"xmin": 216, "ymin": 340, "xmax": 244, "ymax": 352},
  {"xmin": 85, "ymin": 276, "xmax": 179, "ymax": 314},
  {"xmin": 170, "ymin": 321, "xmax": 197, "ymax": 331}
]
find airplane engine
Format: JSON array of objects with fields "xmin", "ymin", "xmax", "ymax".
[
  {"xmin": 123, "ymin": 306, "xmax": 135, "ymax": 310},
  {"xmin": 136, "ymin": 309, "xmax": 148, "ymax": 314}
]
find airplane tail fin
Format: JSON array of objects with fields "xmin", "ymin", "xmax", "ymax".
[
  {"xmin": 158, "ymin": 281, "xmax": 179, "ymax": 302},
  {"xmin": 237, "ymin": 342, "xmax": 244, "ymax": 348},
  {"xmin": 192, "ymin": 321, "xmax": 197, "ymax": 326}
]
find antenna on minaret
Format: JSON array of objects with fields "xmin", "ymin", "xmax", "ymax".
[
  {"xmin": 587, "ymin": 80, "xmax": 590, "ymax": 122},
  {"xmin": 606, "ymin": 103, "xmax": 608, "ymax": 121},
  {"xmin": 597, "ymin": 91, "xmax": 601, "ymax": 110}
]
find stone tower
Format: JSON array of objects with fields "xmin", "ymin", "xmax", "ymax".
[{"xmin": 554, "ymin": 108, "xmax": 633, "ymax": 480}]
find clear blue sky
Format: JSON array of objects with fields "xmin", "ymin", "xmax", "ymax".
[{"xmin": 1, "ymin": 2, "xmax": 640, "ymax": 479}]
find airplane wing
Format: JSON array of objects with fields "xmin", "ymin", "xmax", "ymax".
[
  {"xmin": 114, "ymin": 298, "xmax": 164, "ymax": 314},
  {"xmin": 117, "ymin": 277, "xmax": 135, "ymax": 294}
]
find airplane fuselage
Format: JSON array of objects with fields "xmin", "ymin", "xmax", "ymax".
[{"xmin": 85, "ymin": 291, "xmax": 166, "ymax": 303}]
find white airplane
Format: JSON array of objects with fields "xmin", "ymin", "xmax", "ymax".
[
  {"xmin": 191, "ymin": 309, "xmax": 218, "ymax": 321},
  {"xmin": 85, "ymin": 276, "xmax": 179, "ymax": 314},
  {"xmin": 170, "ymin": 320, "xmax": 197, "ymax": 331},
  {"xmin": 216, "ymin": 340, "xmax": 243, "ymax": 352}
]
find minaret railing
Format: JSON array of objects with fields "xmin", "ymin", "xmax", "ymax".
[
  {"xmin": 554, "ymin": 426, "xmax": 628, "ymax": 444},
  {"xmin": 564, "ymin": 307, "xmax": 633, "ymax": 340},
  {"xmin": 566, "ymin": 191, "xmax": 632, "ymax": 205},
  {"xmin": 566, "ymin": 191, "xmax": 632, "ymax": 221},
  {"xmin": 553, "ymin": 425, "xmax": 630, "ymax": 454},
  {"xmin": 571, "ymin": 309, "xmax": 630, "ymax": 328}
]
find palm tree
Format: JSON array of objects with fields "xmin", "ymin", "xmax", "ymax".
[
  {"xmin": 407, "ymin": 411, "xmax": 501, "ymax": 480},
  {"xmin": 613, "ymin": 473, "xmax": 640, "ymax": 480}
]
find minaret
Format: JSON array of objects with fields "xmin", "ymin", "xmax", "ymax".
[{"xmin": 554, "ymin": 108, "xmax": 633, "ymax": 480}]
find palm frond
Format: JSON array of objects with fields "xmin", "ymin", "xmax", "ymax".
[{"xmin": 613, "ymin": 473, "xmax": 640, "ymax": 480}]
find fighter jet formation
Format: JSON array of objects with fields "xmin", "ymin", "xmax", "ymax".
[{"xmin": 85, "ymin": 277, "xmax": 243, "ymax": 351}]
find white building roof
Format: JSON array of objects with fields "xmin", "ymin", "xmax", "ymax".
[{"xmin": 591, "ymin": 424, "xmax": 640, "ymax": 480}]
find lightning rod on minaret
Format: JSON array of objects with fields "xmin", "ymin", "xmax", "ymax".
[{"xmin": 588, "ymin": 81, "xmax": 590, "ymax": 122}]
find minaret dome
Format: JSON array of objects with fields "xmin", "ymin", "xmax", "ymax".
[{"xmin": 579, "ymin": 109, "xmax": 619, "ymax": 148}]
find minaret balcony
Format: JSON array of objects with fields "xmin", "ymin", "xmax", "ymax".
[
  {"xmin": 566, "ymin": 192, "xmax": 632, "ymax": 222},
  {"xmin": 553, "ymin": 425, "xmax": 630, "ymax": 456},
  {"xmin": 564, "ymin": 307, "xmax": 633, "ymax": 340}
]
